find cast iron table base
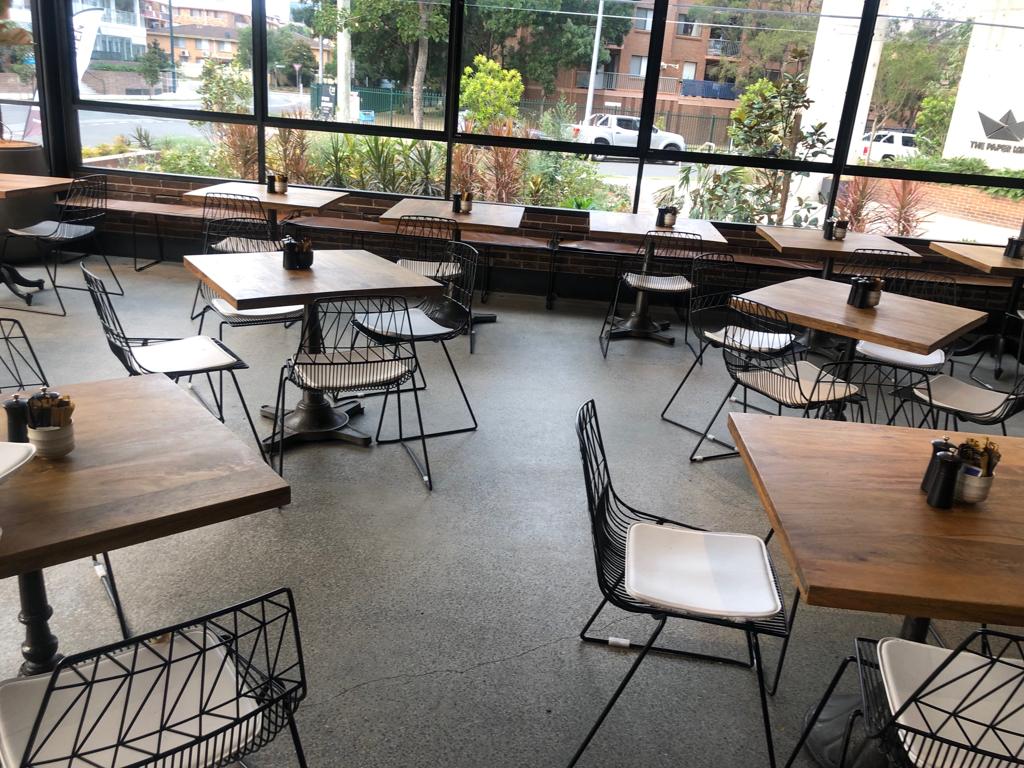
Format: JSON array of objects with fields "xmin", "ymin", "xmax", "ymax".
[{"xmin": 261, "ymin": 390, "xmax": 370, "ymax": 449}]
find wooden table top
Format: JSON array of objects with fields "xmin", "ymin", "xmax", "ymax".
[
  {"xmin": 0, "ymin": 375, "xmax": 289, "ymax": 580},
  {"xmin": 183, "ymin": 181, "xmax": 347, "ymax": 213},
  {"xmin": 930, "ymin": 241, "xmax": 1024, "ymax": 277},
  {"xmin": 587, "ymin": 211, "xmax": 728, "ymax": 244},
  {"xmin": 378, "ymin": 197, "xmax": 525, "ymax": 233},
  {"xmin": 756, "ymin": 225, "xmax": 919, "ymax": 260},
  {"xmin": 0, "ymin": 173, "xmax": 74, "ymax": 199},
  {"xmin": 185, "ymin": 249, "xmax": 442, "ymax": 311},
  {"xmin": 729, "ymin": 413, "xmax": 1024, "ymax": 626},
  {"xmin": 736, "ymin": 276, "xmax": 986, "ymax": 355}
]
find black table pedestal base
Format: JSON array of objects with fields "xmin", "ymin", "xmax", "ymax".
[
  {"xmin": 608, "ymin": 313, "xmax": 674, "ymax": 345},
  {"xmin": 0, "ymin": 263, "xmax": 44, "ymax": 306},
  {"xmin": 261, "ymin": 391, "xmax": 370, "ymax": 449},
  {"xmin": 18, "ymin": 570, "xmax": 60, "ymax": 676}
]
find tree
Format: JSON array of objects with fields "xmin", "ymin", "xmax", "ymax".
[
  {"xmin": 136, "ymin": 41, "xmax": 169, "ymax": 97},
  {"xmin": 460, "ymin": 55, "xmax": 523, "ymax": 128},
  {"xmin": 237, "ymin": 26, "xmax": 318, "ymax": 87},
  {"xmin": 915, "ymin": 86, "xmax": 956, "ymax": 157}
]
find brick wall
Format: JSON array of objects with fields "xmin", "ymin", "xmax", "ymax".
[
  {"xmin": 920, "ymin": 183, "xmax": 1024, "ymax": 229},
  {"xmin": 97, "ymin": 171, "xmax": 1016, "ymax": 315}
]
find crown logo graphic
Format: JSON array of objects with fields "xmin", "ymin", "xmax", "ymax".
[{"xmin": 979, "ymin": 110, "xmax": 1024, "ymax": 142}]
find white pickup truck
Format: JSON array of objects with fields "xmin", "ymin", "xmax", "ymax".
[{"xmin": 571, "ymin": 114, "xmax": 686, "ymax": 159}]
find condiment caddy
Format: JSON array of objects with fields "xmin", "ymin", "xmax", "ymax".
[
  {"xmin": 4, "ymin": 387, "xmax": 76, "ymax": 459},
  {"xmin": 921, "ymin": 436, "xmax": 1000, "ymax": 508},
  {"xmin": 847, "ymin": 275, "xmax": 884, "ymax": 308},
  {"xmin": 282, "ymin": 234, "xmax": 314, "ymax": 270},
  {"xmin": 452, "ymin": 191, "xmax": 474, "ymax": 214},
  {"xmin": 656, "ymin": 206, "xmax": 678, "ymax": 228}
]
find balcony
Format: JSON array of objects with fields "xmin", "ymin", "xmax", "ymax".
[
  {"xmin": 575, "ymin": 70, "xmax": 678, "ymax": 94},
  {"xmin": 681, "ymin": 78, "xmax": 738, "ymax": 100},
  {"xmin": 707, "ymin": 38, "xmax": 741, "ymax": 57}
]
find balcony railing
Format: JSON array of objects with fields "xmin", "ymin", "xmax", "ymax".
[
  {"xmin": 707, "ymin": 38, "xmax": 741, "ymax": 57},
  {"xmin": 104, "ymin": 10, "xmax": 140, "ymax": 26},
  {"xmin": 575, "ymin": 70, "xmax": 678, "ymax": 94},
  {"xmin": 681, "ymin": 79, "xmax": 737, "ymax": 100}
]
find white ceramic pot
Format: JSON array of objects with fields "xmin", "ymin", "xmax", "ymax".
[{"xmin": 27, "ymin": 422, "xmax": 74, "ymax": 459}]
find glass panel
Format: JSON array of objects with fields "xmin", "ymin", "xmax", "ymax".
[
  {"xmin": 71, "ymin": 0, "xmax": 253, "ymax": 114},
  {"xmin": 264, "ymin": 126, "xmax": 445, "ymax": 194},
  {"xmin": 0, "ymin": 0, "xmax": 37, "ymax": 102},
  {"xmin": 273, "ymin": 0, "xmax": 449, "ymax": 128},
  {"xmin": 836, "ymin": 174, "xmax": 1024, "ymax": 244},
  {"xmin": 856, "ymin": 5, "xmax": 1024, "ymax": 178},
  {"xmin": 654, "ymin": 161, "xmax": 831, "ymax": 225},
  {"xmin": 78, "ymin": 109, "xmax": 257, "ymax": 177},
  {"xmin": 655, "ymin": 1, "xmax": 863, "ymax": 158},
  {"xmin": 451, "ymin": 143, "xmax": 636, "ymax": 211},
  {"xmin": 460, "ymin": 0, "xmax": 654, "ymax": 141}
]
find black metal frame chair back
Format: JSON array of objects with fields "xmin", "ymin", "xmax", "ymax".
[
  {"xmin": 0, "ymin": 318, "xmax": 46, "ymax": 393},
  {"xmin": 366, "ymin": 242, "xmax": 480, "ymax": 451},
  {"xmin": 599, "ymin": 230, "xmax": 703, "ymax": 357},
  {"xmin": 883, "ymin": 267, "xmax": 957, "ymax": 306},
  {"xmin": 273, "ymin": 294, "xmax": 431, "ymax": 487},
  {"xmin": 393, "ymin": 215, "xmax": 457, "ymax": 271},
  {"xmin": 1, "ymin": 174, "xmax": 121, "ymax": 317},
  {"xmin": 905, "ymin": 369, "xmax": 1024, "ymax": 435},
  {"xmin": 10, "ymin": 588, "xmax": 308, "ymax": 768},
  {"xmin": 571, "ymin": 399, "xmax": 797, "ymax": 768},
  {"xmin": 834, "ymin": 247, "xmax": 912, "ymax": 280},
  {"xmin": 805, "ymin": 360, "xmax": 938, "ymax": 427},
  {"xmin": 82, "ymin": 264, "xmax": 266, "ymax": 462},
  {"xmin": 785, "ymin": 628, "xmax": 1024, "ymax": 768}
]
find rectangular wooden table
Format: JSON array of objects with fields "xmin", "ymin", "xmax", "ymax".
[
  {"xmin": 932, "ymin": 240, "xmax": 1024, "ymax": 381},
  {"xmin": 587, "ymin": 211, "xmax": 728, "ymax": 245},
  {"xmin": 184, "ymin": 181, "xmax": 348, "ymax": 225},
  {"xmin": 0, "ymin": 173, "xmax": 75, "ymax": 305},
  {"xmin": 0, "ymin": 374, "xmax": 289, "ymax": 674},
  {"xmin": 379, "ymin": 197, "xmax": 525, "ymax": 233},
  {"xmin": 729, "ymin": 412, "xmax": 1024, "ymax": 767},
  {"xmin": 736, "ymin": 276, "xmax": 986, "ymax": 356},
  {"xmin": 185, "ymin": 249, "xmax": 442, "ymax": 448},
  {"xmin": 756, "ymin": 225, "xmax": 919, "ymax": 279}
]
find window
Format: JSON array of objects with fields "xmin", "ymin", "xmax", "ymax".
[
  {"xmin": 0, "ymin": 3, "xmax": 41, "ymax": 144},
  {"xmin": 629, "ymin": 56, "xmax": 648, "ymax": 77},
  {"xmin": 634, "ymin": 8, "xmax": 653, "ymax": 32},
  {"xmin": 197, "ymin": 39, "xmax": 210, "ymax": 52},
  {"xmin": 219, "ymin": 40, "xmax": 231, "ymax": 52},
  {"xmin": 682, "ymin": 61, "xmax": 697, "ymax": 80},
  {"xmin": 676, "ymin": 13, "xmax": 697, "ymax": 36}
]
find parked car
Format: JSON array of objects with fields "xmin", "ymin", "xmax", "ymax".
[
  {"xmin": 858, "ymin": 130, "xmax": 918, "ymax": 162},
  {"xmin": 571, "ymin": 113, "xmax": 686, "ymax": 159}
]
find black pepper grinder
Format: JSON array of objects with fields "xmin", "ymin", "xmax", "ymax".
[
  {"xmin": 3, "ymin": 394, "xmax": 29, "ymax": 443},
  {"xmin": 266, "ymin": 171, "xmax": 276, "ymax": 193},
  {"xmin": 921, "ymin": 436, "xmax": 951, "ymax": 491},
  {"xmin": 926, "ymin": 450, "xmax": 962, "ymax": 509},
  {"xmin": 452, "ymin": 192, "xmax": 462, "ymax": 214}
]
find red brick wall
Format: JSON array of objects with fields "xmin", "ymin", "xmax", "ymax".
[{"xmin": 920, "ymin": 184, "xmax": 1024, "ymax": 229}]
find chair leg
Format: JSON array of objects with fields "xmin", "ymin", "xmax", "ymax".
[
  {"xmin": 408, "ymin": 381, "xmax": 432, "ymax": 489},
  {"xmin": 273, "ymin": 368, "xmax": 289, "ymax": 476},
  {"xmin": 767, "ymin": 589, "xmax": 800, "ymax": 696},
  {"xmin": 568, "ymin": 615, "xmax": 667, "ymax": 767},
  {"xmin": 287, "ymin": 710, "xmax": 309, "ymax": 768},
  {"xmin": 91, "ymin": 552, "xmax": 130, "ymax": 640},
  {"xmin": 690, "ymin": 382, "xmax": 740, "ymax": 462},
  {"xmin": 228, "ymin": 370, "xmax": 267, "ymax": 463},
  {"xmin": 36, "ymin": 240, "xmax": 67, "ymax": 317},
  {"xmin": 783, "ymin": 656, "xmax": 856, "ymax": 768},
  {"xmin": 599, "ymin": 280, "xmax": 624, "ymax": 358},
  {"xmin": 750, "ymin": 633, "xmax": 777, "ymax": 768},
  {"xmin": 546, "ymin": 246, "xmax": 559, "ymax": 310}
]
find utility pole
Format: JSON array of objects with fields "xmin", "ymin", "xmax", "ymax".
[{"xmin": 583, "ymin": 0, "xmax": 604, "ymax": 123}]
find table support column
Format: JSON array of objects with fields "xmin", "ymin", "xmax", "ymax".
[{"xmin": 18, "ymin": 570, "xmax": 60, "ymax": 676}]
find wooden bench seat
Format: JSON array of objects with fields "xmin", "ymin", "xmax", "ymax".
[
  {"xmin": 286, "ymin": 215, "xmax": 394, "ymax": 237},
  {"xmin": 460, "ymin": 231, "xmax": 554, "ymax": 250}
]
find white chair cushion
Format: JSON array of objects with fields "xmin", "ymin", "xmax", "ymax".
[
  {"xmin": 735, "ymin": 359, "xmax": 859, "ymax": 407},
  {"xmin": 132, "ymin": 336, "xmax": 238, "ymax": 375},
  {"xmin": 354, "ymin": 308, "xmax": 451, "ymax": 341},
  {"xmin": 0, "ymin": 630, "xmax": 261, "ymax": 768},
  {"xmin": 625, "ymin": 523, "xmax": 781, "ymax": 619},
  {"xmin": 878, "ymin": 637, "xmax": 1024, "ymax": 768},
  {"xmin": 914, "ymin": 374, "xmax": 1014, "ymax": 417},
  {"xmin": 623, "ymin": 272, "xmax": 692, "ymax": 293},
  {"xmin": 705, "ymin": 326, "xmax": 795, "ymax": 353},
  {"xmin": 0, "ymin": 443, "xmax": 34, "ymax": 483},
  {"xmin": 397, "ymin": 259, "xmax": 460, "ymax": 279},
  {"xmin": 9, "ymin": 221, "xmax": 94, "ymax": 241},
  {"xmin": 210, "ymin": 237, "xmax": 280, "ymax": 254},
  {"xmin": 210, "ymin": 297, "xmax": 303, "ymax": 321},
  {"xmin": 292, "ymin": 354, "xmax": 413, "ymax": 390},
  {"xmin": 857, "ymin": 340, "xmax": 945, "ymax": 370}
]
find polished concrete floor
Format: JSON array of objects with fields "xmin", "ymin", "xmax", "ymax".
[{"xmin": 0, "ymin": 258, "xmax": 1019, "ymax": 767}]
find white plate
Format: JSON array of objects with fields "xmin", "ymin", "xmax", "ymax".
[{"xmin": 0, "ymin": 442, "xmax": 35, "ymax": 482}]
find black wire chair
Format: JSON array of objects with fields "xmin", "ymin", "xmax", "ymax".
[
  {"xmin": 0, "ymin": 174, "xmax": 120, "ymax": 316},
  {"xmin": 354, "ymin": 241, "xmax": 478, "ymax": 448},
  {"xmin": 897, "ymin": 369, "xmax": 1024, "ymax": 436},
  {"xmin": 804, "ymin": 360, "xmax": 938, "ymax": 428},
  {"xmin": 599, "ymin": 230, "xmax": 703, "ymax": 357},
  {"xmin": 273, "ymin": 294, "xmax": 431, "ymax": 487},
  {"xmin": 785, "ymin": 629, "xmax": 1024, "ymax": 768},
  {"xmin": 0, "ymin": 313, "xmax": 131, "ymax": 638},
  {"xmin": 0, "ymin": 588, "xmax": 308, "ymax": 768},
  {"xmin": 392, "ymin": 214, "xmax": 458, "ymax": 278},
  {"xmin": 571, "ymin": 400, "xmax": 798, "ymax": 768},
  {"xmin": 833, "ymin": 247, "xmax": 913, "ymax": 280},
  {"xmin": 82, "ymin": 265, "xmax": 265, "ymax": 461}
]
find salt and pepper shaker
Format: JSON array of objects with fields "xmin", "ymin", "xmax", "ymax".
[
  {"xmin": 834, "ymin": 220, "xmax": 849, "ymax": 241},
  {"xmin": 452, "ymin": 192, "xmax": 462, "ymax": 214},
  {"xmin": 921, "ymin": 436, "xmax": 951, "ymax": 491},
  {"xmin": 3, "ymin": 394, "xmax": 28, "ymax": 443},
  {"xmin": 463, "ymin": 192, "xmax": 474, "ymax": 213},
  {"xmin": 823, "ymin": 218, "xmax": 836, "ymax": 240},
  {"xmin": 1004, "ymin": 236, "xmax": 1024, "ymax": 260},
  {"xmin": 926, "ymin": 450, "xmax": 962, "ymax": 509},
  {"xmin": 266, "ymin": 171, "xmax": 276, "ymax": 193}
]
